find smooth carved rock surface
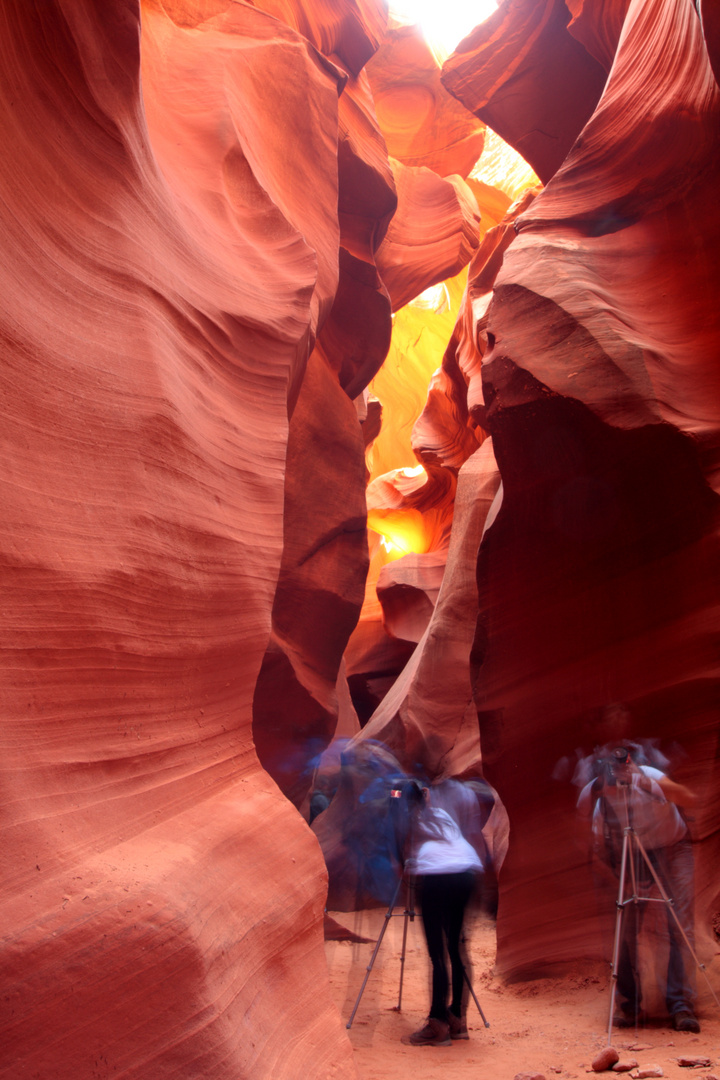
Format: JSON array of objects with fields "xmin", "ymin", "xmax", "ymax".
[
  {"xmin": 375, "ymin": 550, "xmax": 446, "ymax": 644},
  {"xmin": 375, "ymin": 158, "xmax": 480, "ymax": 312},
  {"xmin": 251, "ymin": 51, "xmax": 401, "ymax": 806},
  {"xmin": 469, "ymin": 0, "xmax": 720, "ymax": 976},
  {"xmin": 366, "ymin": 21, "xmax": 486, "ymax": 179},
  {"xmin": 441, "ymin": 0, "xmax": 608, "ymax": 184},
  {"xmin": 0, "ymin": 1, "xmax": 363, "ymax": 1076},
  {"xmin": 366, "ymin": 267, "xmax": 473, "ymax": 485},
  {"xmin": 565, "ymin": 0, "xmax": 631, "ymax": 70},
  {"xmin": 252, "ymin": 350, "xmax": 369, "ymax": 806},
  {"xmin": 361, "ymin": 441, "xmax": 502, "ymax": 779},
  {"xmin": 251, "ymin": 0, "xmax": 387, "ymax": 76},
  {"xmin": 314, "ymin": 67, "xmax": 395, "ymax": 400}
]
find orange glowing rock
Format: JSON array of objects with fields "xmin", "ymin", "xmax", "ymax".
[
  {"xmin": 360, "ymin": 441, "xmax": 501, "ymax": 774},
  {"xmin": 441, "ymin": 0, "xmax": 608, "ymax": 183},
  {"xmin": 350, "ymin": 455, "xmax": 459, "ymax": 727},
  {"xmin": 366, "ymin": 21, "xmax": 486, "ymax": 179},
  {"xmin": 469, "ymin": 126, "xmax": 540, "ymax": 206},
  {"xmin": 440, "ymin": 184, "xmax": 540, "ymax": 427}
]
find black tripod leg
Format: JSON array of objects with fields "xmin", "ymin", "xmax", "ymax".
[
  {"xmin": 346, "ymin": 877, "xmax": 404, "ymax": 1029},
  {"xmin": 462, "ymin": 965, "xmax": 490, "ymax": 1028},
  {"xmin": 395, "ymin": 879, "xmax": 417, "ymax": 1012}
]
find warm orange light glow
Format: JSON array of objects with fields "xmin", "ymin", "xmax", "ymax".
[
  {"xmin": 367, "ymin": 266, "xmax": 468, "ymax": 486},
  {"xmin": 367, "ymin": 508, "xmax": 430, "ymax": 559},
  {"xmin": 366, "ymin": 166, "xmax": 519, "ymax": 489},
  {"xmin": 471, "ymin": 127, "xmax": 539, "ymax": 204}
]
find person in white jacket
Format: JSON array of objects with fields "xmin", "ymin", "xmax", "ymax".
[{"xmin": 402, "ymin": 782, "xmax": 483, "ymax": 1047}]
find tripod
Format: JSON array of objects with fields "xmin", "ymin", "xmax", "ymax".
[
  {"xmin": 346, "ymin": 874, "xmax": 490, "ymax": 1030},
  {"xmin": 606, "ymin": 784, "xmax": 720, "ymax": 1045}
]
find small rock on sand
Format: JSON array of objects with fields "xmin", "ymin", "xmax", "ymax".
[{"xmin": 593, "ymin": 1048, "xmax": 620, "ymax": 1072}]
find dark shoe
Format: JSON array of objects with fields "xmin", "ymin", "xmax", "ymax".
[
  {"xmin": 673, "ymin": 1010, "xmax": 700, "ymax": 1033},
  {"xmin": 448, "ymin": 1012, "xmax": 469, "ymax": 1040},
  {"xmin": 407, "ymin": 1017, "xmax": 452, "ymax": 1046}
]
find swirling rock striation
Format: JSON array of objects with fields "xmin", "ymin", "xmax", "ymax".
[
  {"xmin": 375, "ymin": 158, "xmax": 480, "ymax": 312},
  {"xmin": 252, "ymin": 349, "xmax": 370, "ymax": 807},
  {"xmin": 441, "ymin": 0, "xmax": 608, "ymax": 184},
  {"xmin": 468, "ymin": 0, "xmax": 720, "ymax": 976},
  {"xmin": 0, "ymin": 1, "xmax": 366, "ymax": 1076},
  {"xmin": 366, "ymin": 21, "xmax": 486, "ymax": 179}
]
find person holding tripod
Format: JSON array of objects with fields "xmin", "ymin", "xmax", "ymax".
[
  {"xmin": 401, "ymin": 781, "xmax": 483, "ymax": 1047},
  {"xmin": 577, "ymin": 727, "xmax": 699, "ymax": 1033}
]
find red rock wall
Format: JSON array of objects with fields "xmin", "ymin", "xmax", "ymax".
[
  {"xmin": 321, "ymin": 0, "xmax": 720, "ymax": 992},
  {"xmin": 460, "ymin": 0, "xmax": 720, "ymax": 976},
  {"xmin": 252, "ymin": 349, "xmax": 370, "ymax": 806},
  {"xmin": 0, "ymin": 1, "xmax": 359, "ymax": 1075},
  {"xmin": 441, "ymin": 0, "xmax": 608, "ymax": 183},
  {"xmin": 5, "ymin": 0, "xmax": 718, "ymax": 1066},
  {"xmin": 0, "ymin": 0, "xmax": 494, "ymax": 1072},
  {"xmin": 251, "ymin": 8, "xmax": 489, "ymax": 809}
]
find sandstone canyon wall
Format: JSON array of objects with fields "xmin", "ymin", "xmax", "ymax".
[
  {"xmin": 0, "ymin": 2, "xmax": 360, "ymax": 1076},
  {"xmin": 0, "ymin": 0, "xmax": 491, "ymax": 1075},
  {"xmin": 444, "ymin": 0, "xmax": 720, "ymax": 980},
  {"xmin": 320, "ymin": 0, "xmax": 720, "ymax": 998},
  {"xmin": 2, "ymin": 0, "xmax": 720, "ymax": 1074}
]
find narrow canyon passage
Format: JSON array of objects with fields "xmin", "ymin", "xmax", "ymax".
[{"xmin": 0, "ymin": 1, "xmax": 718, "ymax": 1078}]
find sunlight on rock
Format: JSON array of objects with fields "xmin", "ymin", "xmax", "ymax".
[
  {"xmin": 470, "ymin": 126, "xmax": 540, "ymax": 204},
  {"xmin": 389, "ymin": 0, "xmax": 499, "ymax": 59}
]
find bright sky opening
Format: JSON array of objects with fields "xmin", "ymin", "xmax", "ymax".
[{"xmin": 388, "ymin": 0, "xmax": 499, "ymax": 59}]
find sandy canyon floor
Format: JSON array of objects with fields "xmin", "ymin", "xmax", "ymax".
[{"xmin": 326, "ymin": 908, "xmax": 720, "ymax": 1080}]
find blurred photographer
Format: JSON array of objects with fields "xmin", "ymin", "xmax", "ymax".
[
  {"xmin": 577, "ymin": 729, "xmax": 699, "ymax": 1032},
  {"xmin": 399, "ymin": 781, "xmax": 483, "ymax": 1047}
]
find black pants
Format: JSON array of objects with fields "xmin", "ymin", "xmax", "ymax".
[{"xmin": 419, "ymin": 870, "xmax": 476, "ymax": 1020}]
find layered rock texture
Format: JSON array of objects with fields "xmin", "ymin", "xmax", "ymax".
[
  {"xmin": 0, "ymin": 3, "xmax": 360, "ymax": 1077},
  {"xmin": 464, "ymin": 0, "xmax": 720, "ymax": 979},
  {"xmin": 1, "ymin": 0, "xmax": 719, "ymax": 1074},
  {"xmin": 321, "ymin": 0, "xmax": 720, "ymax": 993},
  {"xmin": 0, "ymin": 0, "xmax": 475, "ymax": 1076}
]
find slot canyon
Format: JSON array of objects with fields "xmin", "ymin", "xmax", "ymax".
[{"xmin": 1, "ymin": 0, "xmax": 719, "ymax": 1078}]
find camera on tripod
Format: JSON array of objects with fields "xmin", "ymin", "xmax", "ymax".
[
  {"xmin": 595, "ymin": 746, "xmax": 633, "ymax": 786},
  {"xmin": 389, "ymin": 778, "xmax": 425, "ymax": 803}
]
